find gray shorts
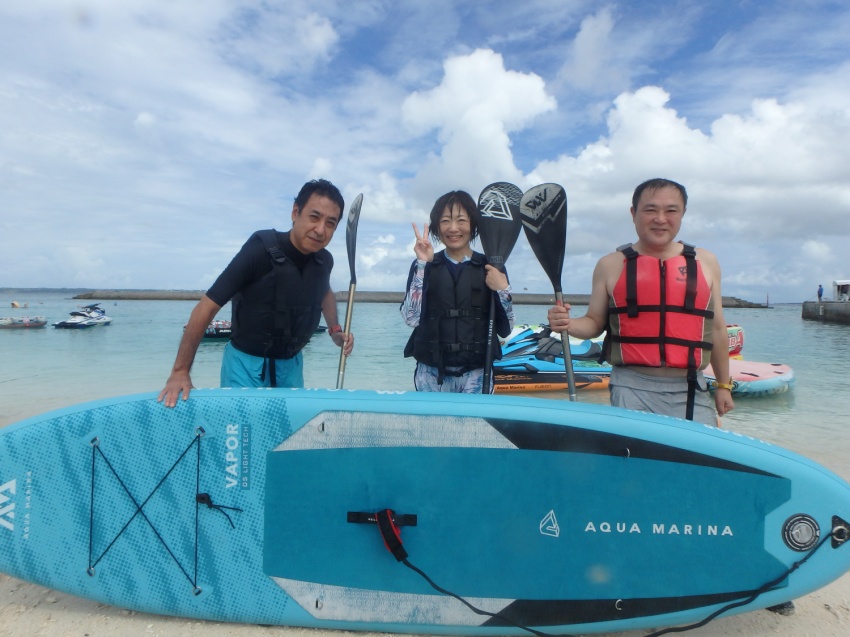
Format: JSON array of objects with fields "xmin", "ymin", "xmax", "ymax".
[{"xmin": 609, "ymin": 366, "xmax": 717, "ymax": 426}]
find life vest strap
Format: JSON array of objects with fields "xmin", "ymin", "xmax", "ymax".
[
  {"xmin": 619, "ymin": 244, "xmax": 641, "ymax": 318},
  {"xmin": 683, "ymin": 243, "xmax": 698, "ymax": 312},
  {"xmin": 609, "ymin": 303, "xmax": 714, "ymax": 319},
  {"xmin": 610, "ymin": 335, "xmax": 713, "ymax": 350}
]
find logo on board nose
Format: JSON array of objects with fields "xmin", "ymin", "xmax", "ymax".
[{"xmin": 0, "ymin": 479, "xmax": 16, "ymax": 531}]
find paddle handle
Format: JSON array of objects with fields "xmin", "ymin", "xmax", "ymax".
[
  {"xmin": 335, "ymin": 282, "xmax": 356, "ymax": 389},
  {"xmin": 555, "ymin": 292, "xmax": 577, "ymax": 402}
]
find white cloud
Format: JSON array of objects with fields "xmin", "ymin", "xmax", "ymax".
[
  {"xmin": 218, "ymin": 9, "xmax": 339, "ymax": 77},
  {"xmin": 525, "ymin": 82, "xmax": 850, "ymax": 301},
  {"xmin": 554, "ymin": 5, "xmax": 693, "ymax": 97},
  {"xmin": 2, "ymin": 1, "xmax": 850, "ymax": 304},
  {"xmin": 309, "ymin": 158, "xmax": 334, "ymax": 180},
  {"xmin": 402, "ymin": 49, "xmax": 556, "ymax": 193},
  {"xmin": 801, "ymin": 240, "xmax": 833, "ymax": 263},
  {"xmin": 558, "ymin": 7, "xmax": 619, "ymax": 92}
]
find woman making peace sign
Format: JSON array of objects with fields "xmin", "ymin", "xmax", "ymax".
[{"xmin": 400, "ymin": 190, "xmax": 514, "ymax": 393}]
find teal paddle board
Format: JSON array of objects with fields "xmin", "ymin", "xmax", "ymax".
[{"xmin": 1, "ymin": 388, "xmax": 849, "ymax": 634}]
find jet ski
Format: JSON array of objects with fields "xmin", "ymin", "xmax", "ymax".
[
  {"xmin": 494, "ymin": 325, "xmax": 610, "ymax": 393},
  {"xmin": 53, "ymin": 303, "xmax": 113, "ymax": 329}
]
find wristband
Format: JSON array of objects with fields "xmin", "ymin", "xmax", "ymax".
[
  {"xmin": 714, "ymin": 381, "xmax": 734, "ymax": 391},
  {"xmin": 328, "ymin": 325, "xmax": 343, "ymax": 335}
]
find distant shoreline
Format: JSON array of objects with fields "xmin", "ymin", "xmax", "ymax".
[{"xmin": 64, "ymin": 289, "xmax": 767, "ymax": 308}]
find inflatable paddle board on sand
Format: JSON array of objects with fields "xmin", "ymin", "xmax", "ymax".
[{"xmin": 1, "ymin": 388, "xmax": 847, "ymax": 635}]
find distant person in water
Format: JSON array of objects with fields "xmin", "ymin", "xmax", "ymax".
[
  {"xmin": 818, "ymin": 284, "xmax": 824, "ymax": 301},
  {"xmin": 400, "ymin": 190, "xmax": 514, "ymax": 393},
  {"xmin": 158, "ymin": 179, "xmax": 354, "ymax": 407}
]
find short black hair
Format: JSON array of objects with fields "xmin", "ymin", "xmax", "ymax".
[
  {"xmin": 294, "ymin": 179, "xmax": 345, "ymax": 217},
  {"xmin": 428, "ymin": 190, "xmax": 478, "ymax": 243},
  {"xmin": 632, "ymin": 178, "xmax": 688, "ymax": 210}
]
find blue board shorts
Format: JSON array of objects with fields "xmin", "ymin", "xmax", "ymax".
[{"xmin": 220, "ymin": 342, "xmax": 304, "ymax": 389}]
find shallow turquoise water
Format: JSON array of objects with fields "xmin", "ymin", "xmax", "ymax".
[{"xmin": 2, "ymin": 292, "xmax": 849, "ymax": 477}]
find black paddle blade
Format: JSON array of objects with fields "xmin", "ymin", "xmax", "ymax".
[
  {"xmin": 520, "ymin": 183, "xmax": 567, "ymax": 293},
  {"xmin": 345, "ymin": 194, "xmax": 363, "ymax": 284},
  {"xmin": 477, "ymin": 182, "xmax": 523, "ymax": 270}
]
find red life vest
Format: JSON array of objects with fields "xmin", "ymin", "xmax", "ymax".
[{"xmin": 606, "ymin": 243, "xmax": 714, "ymax": 370}]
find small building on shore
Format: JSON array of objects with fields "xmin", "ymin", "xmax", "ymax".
[{"xmin": 833, "ymin": 280, "xmax": 850, "ymax": 302}]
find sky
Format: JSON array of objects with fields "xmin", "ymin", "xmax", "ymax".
[{"xmin": 2, "ymin": 0, "xmax": 849, "ymax": 303}]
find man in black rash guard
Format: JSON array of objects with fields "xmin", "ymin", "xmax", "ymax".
[{"xmin": 158, "ymin": 179, "xmax": 354, "ymax": 407}]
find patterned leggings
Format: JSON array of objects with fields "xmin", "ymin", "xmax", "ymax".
[{"xmin": 413, "ymin": 362, "xmax": 494, "ymax": 394}]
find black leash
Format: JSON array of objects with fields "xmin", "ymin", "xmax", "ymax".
[{"xmin": 362, "ymin": 508, "xmax": 848, "ymax": 637}]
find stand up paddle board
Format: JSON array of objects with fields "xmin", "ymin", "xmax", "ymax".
[
  {"xmin": 1, "ymin": 389, "xmax": 848, "ymax": 635},
  {"xmin": 493, "ymin": 366, "xmax": 610, "ymax": 393}
]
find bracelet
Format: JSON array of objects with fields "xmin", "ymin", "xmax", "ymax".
[
  {"xmin": 714, "ymin": 381, "xmax": 734, "ymax": 391},
  {"xmin": 328, "ymin": 325, "xmax": 342, "ymax": 335}
]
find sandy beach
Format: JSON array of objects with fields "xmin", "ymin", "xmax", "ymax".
[{"xmin": 2, "ymin": 566, "xmax": 849, "ymax": 636}]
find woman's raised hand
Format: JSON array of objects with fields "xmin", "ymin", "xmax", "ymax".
[{"xmin": 412, "ymin": 223, "xmax": 434, "ymax": 262}]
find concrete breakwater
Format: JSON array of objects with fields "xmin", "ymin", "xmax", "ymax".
[
  {"xmin": 74, "ymin": 289, "xmax": 765, "ymax": 308},
  {"xmin": 802, "ymin": 301, "xmax": 850, "ymax": 325}
]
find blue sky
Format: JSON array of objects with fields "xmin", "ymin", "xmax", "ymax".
[{"xmin": 2, "ymin": 0, "xmax": 849, "ymax": 302}]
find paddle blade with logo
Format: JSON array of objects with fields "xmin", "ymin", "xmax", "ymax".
[
  {"xmin": 520, "ymin": 183, "xmax": 567, "ymax": 293},
  {"xmin": 520, "ymin": 183, "xmax": 576, "ymax": 401},
  {"xmin": 477, "ymin": 182, "xmax": 522, "ymax": 394},
  {"xmin": 337, "ymin": 193, "xmax": 363, "ymax": 389},
  {"xmin": 477, "ymin": 182, "xmax": 523, "ymax": 270}
]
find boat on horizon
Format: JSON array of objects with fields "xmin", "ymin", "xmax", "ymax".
[{"xmin": 0, "ymin": 316, "xmax": 47, "ymax": 329}]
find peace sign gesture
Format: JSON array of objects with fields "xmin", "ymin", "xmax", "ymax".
[{"xmin": 412, "ymin": 223, "xmax": 434, "ymax": 262}]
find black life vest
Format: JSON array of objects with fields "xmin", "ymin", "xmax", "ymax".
[
  {"xmin": 230, "ymin": 230, "xmax": 330, "ymax": 360},
  {"xmin": 404, "ymin": 251, "xmax": 501, "ymax": 379}
]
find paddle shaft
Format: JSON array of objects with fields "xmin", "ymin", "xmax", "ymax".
[
  {"xmin": 334, "ymin": 194, "xmax": 363, "ymax": 390},
  {"xmin": 335, "ymin": 281, "xmax": 356, "ymax": 389},
  {"xmin": 481, "ymin": 276, "xmax": 500, "ymax": 393},
  {"xmin": 555, "ymin": 292, "xmax": 578, "ymax": 402}
]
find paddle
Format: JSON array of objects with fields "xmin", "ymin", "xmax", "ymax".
[
  {"xmin": 335, "ymin": 193, "xmax": 363, "ymax": 389},
  {"xmin": 477, "ymin": 182, "xmax": 523, "ymax": 394},
  {"xmin": 519, "ymin": 183, "xmax": 577, "ymax": 401}
]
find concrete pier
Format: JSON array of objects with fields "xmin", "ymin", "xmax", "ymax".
[
  {"xmin": 802, "ymin": 301, "xmax": 850, "ymax": 325},
  {"xmin": 73, "ymin": 289, "xmax": 766, "ymax": 308}
]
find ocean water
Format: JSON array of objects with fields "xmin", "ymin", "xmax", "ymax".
[{"xmin": 2, "ymin": 291, "xmax": 850, "ymax": 478}]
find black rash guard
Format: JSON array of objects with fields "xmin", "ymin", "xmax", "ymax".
[{"xmin": 206, "ymin": 231, "xmax": 329, "ymax": 307}]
